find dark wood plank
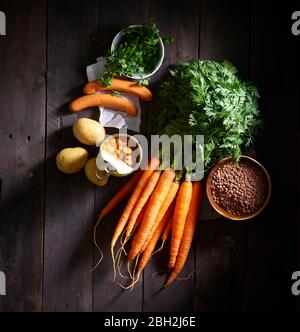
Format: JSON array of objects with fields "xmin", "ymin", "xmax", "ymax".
[
  {"xmin": 92, "ymin": 0, "xmax": 145, "ymax": 313},
  {"xmin": 298, "ymin": 126, "xmax": 300, "ymax": 313},
  {"xmin": 43, "ymin": 0, "xmax": 98, "ymax": 312},
  {"xmin": 244, "ymin": 1, "xmax": 299, "ymax": 311},
  {"xmin": 0, "ymin": 0, "xmax": 46, "ymax": 311},
  {"xmin": 195, "ymin": 0, "xmax": 251, "ymax": 312}
]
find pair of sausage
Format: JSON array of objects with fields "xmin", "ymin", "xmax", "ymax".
[{"xmin": 69, "ymin": 78, "xmax": 153, "ymax": 117}]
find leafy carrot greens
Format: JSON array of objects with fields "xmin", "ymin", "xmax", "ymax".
[{"xmin": 148, "ymin": 60, "xmax": 263, "ymax": 170}]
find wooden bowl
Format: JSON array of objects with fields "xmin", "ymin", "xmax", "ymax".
[{"xmin": 206, "ymin": 156, "xmax": 272, "ymax": 221}]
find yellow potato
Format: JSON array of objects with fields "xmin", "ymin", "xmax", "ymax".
[
  {"xmin": 85, "ymin": 158, "xmax": 108, "ymax": 187},
  {"xmin": 56, "ymin": 147, "xmax": 88, "ymax": 174},
  {"xmin": 73, "ymin": 118, "xmax": 106, "ymax": 146}
]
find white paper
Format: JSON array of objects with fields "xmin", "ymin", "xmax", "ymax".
[{"xmin": 86, "ymin": 57, "xmax": 141, "ymax": 132}]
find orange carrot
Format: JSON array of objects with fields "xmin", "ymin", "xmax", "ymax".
[
  {"xmin": 161, "ymin": 215, "xmax": 173, "ymax": 245},
  {"xmin": 135, "ymin": 201, "xmax": 148, "ymax": 229},
  {"xmin": 69, "ymin": 94, "xmax": 138, "ymax": 116},
  {"xmin": 140, "ymin": 181, "xmax": 179, "ymax": 252},
  {"xmin": 128, "ymin": 169, "xmax": 176, "ymax": 261},
  {"xmin": 164, "ymin": 181, "xmax": 203, "ymax": 288},
  {"xmin": 92, "ymin": 170, "xmax": 142, "ymax": 270},
  {"xmin": 83, "ymin": 79, "xmax": 153, "ymax": 101},
  {"xmin": 97, "ymin": 170, "xmax": 142, "ymax": 222},
  {"xmin": 136, "ymin": 204, "xmax": 173, "ymax": 278},
  {"xmin": 168, "ymin": 180, "xmax": 193, "ymax": 269},
  {"xmin": 125, "ymin": 171, "xmax": 160, "ymax": 239},
  {"xmin": 111, "ymin": 158, "xmax": 160, "ymax": 248}
]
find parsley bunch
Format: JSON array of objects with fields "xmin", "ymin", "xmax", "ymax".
[
  {"xmin": 100, "ymin": 22, "xmax": 172, "ymax": 86},
  {"xmin": 148, "ymin": 60, "xmax": 263, "ymax": 171}
]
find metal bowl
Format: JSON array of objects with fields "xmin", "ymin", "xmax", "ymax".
[
  {"xmin": 97, "ymin": 133, "xmax": 143, "ymax": 178},
  {"xmin": 206, "ymin": 156, "xmax": 272, "ymax": 221},
  {"xmin": 111, "ymin": 25, "xmax": 165, "ymax": 80}
]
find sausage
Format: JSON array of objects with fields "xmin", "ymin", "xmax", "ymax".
[
  {"xmin": 69, "ymin": 94, "xmax": 138, "ymax": 117},
  {"xmin": 83, "ymin": 78, "xmax": 153, "ymax": 102}
]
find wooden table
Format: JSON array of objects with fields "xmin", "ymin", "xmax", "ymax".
[{"xmin": 0, "ymin": 0, "xmax": 299, "ymax": 312}]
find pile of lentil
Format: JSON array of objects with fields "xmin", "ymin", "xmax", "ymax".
[{"xmin": 210, "ymin": 160, "xmax": 268, "ymax": 216}]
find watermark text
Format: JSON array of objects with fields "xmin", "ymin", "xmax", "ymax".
[
  {"xmin": 291, "ymin": 271, "xmax": 300, "ymax": 296},
  {"xmin": 0, "ymin": 11, "xmax": 6, "ymax": 36},
  {"xmin": 291, "ymin": 11, "xmax": 300, "ymax": 36},
  {"xmin": 97, "ymin": 129, "xmax": 204, "ymax": 181},
  {"xmin": 0, "ymin": 271, "xmax": 6, "ymax": 296}
]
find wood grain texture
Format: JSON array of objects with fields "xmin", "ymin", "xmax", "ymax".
[
  {"xmin": 195, "ymin": 0, "xmax": 250, "ymax": 312},
  {"xmin": 43, "ymin": 0, "xmax": 98, "ymax": 312},
  {"xmin": 244, "ymin": 0, "xmax": 299, "ymax": 311},
  {"xmin": 0, "ymin": 0, "xmax": 46, "ymax": 312},
  {"xmin": 93, "ymin": 0, "xmax": 144, "ymax": 312},
  {"xmin": 0, "ymin": 0, "xmax": 299, "ymax": 312}
]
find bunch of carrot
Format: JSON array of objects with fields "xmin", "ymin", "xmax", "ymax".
[{"xmin": 94, "ymin": 157, "xmax": 203, "ymax": 288}]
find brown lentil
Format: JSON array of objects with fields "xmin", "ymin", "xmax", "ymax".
[{"xmin": 210, "ymin": 160, "xmax": 267, "ymax": 216}]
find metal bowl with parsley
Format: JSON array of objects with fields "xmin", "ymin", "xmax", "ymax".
[{"xmin": 101, "ymin": 22, "xmax": 171, "ymax": 86}]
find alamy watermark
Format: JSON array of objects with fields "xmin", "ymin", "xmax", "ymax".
[
  {"xmin": 0, "ymin": 10, "xmax": 6, "ymax": 36},
  {"xmin": 291, "ymin": 11, "xmax": 300, "ymax": 36},
  {"xmin": 291, "ymin": 271, "xmax": 300, "ymax": 296},
  {"xmin": 97, "ymin": 128, "xmax": 204, "ymax": 181},
  {"xmin": 0, "ymin": 271, "xmax": 6, "ymax": 296}
]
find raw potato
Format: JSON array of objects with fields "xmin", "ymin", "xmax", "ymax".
[
  {"xmin": 73, "ymin": 118, "xmax": 106, "ymax": 146},
  {"xmin": 56, "ymin": 147, "xmax": 88, "ymax": 174},
  {"xmin": 85, "ymin": 158, "xmax": 109, "ymax": 187}
]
